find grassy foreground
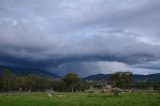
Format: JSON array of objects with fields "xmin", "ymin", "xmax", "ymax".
[{"xmin": 0, "ymin": 92, "xmax": 160, "ymax": 106}]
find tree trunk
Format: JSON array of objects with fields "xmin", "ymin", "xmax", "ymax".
[{"xmin": 71, "ymin": 85, "xmax": 74, "ymax": 92}]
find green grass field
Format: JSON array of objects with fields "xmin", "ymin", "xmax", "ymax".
[{"xmin": 0, "ymin": 92, "xmax": 160, "ymax": 106}]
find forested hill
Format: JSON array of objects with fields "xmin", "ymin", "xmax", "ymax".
[
  {"xmin": 84, "ymin": 73, "xmax": 160, "ymax": 81},
  {"xmin": 0, "ymin": 65, "xmax": 61, "ymax": 78},
  {"xmin": 1, "ymin": 64, "xmax": 160, "ymax": 81}
]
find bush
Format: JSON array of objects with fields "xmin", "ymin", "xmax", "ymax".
[{"xmin": 153, "ymin": 82, "xmax": 160, "ymax": 91}]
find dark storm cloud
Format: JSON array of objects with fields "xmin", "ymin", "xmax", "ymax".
[{"xmin": 0, "ymin": 0, "xmax": 160, "ymax": 76}]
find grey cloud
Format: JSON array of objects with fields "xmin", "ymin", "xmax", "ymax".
[
  {"xmin": 0, "ymin": 0, "xmax": 160, "ymax": 76},
  {"xmin": 52, "ymin": 61, "xmax": 160, "ymax": 77}
]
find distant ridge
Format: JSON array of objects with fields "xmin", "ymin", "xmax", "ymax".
[
  {"xmin": 0, "ymin": 65, "xmax": 61, "ymax": 78},
  {"xmin": 83, "ymin": 74, "xmax": 111, "ymax": 80},
  {"xmin": 84, "ymin": 73, "xmax": 160, "ymax": 81}
]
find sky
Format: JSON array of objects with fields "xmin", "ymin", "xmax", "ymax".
[{"xmin": 0, "ymin": 0, "xmax": 160, "ymax": 77}]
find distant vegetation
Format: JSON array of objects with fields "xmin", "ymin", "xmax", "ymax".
[
  {"xmin": 0, "ymin": 69, "xmax": 90, "ymax": 92},
  {"xmin": 0, "ymin": 69, "xmax": 160, "ymax": 93},
  {"xmin": 84, "ymin": 73, "xmax": 160, "ymax": 81},
  {"xmin": 110, "ymin": 72, "xmax": 133, "ymax": 89}
]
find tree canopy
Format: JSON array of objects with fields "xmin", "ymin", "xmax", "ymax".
[
  {"xmin": 63, "ymin": 72, "xmax": 80, "ymax": 92},
  {"xmin": 110, "ymin": 72, "xmax": 133, "ymax": 89}
]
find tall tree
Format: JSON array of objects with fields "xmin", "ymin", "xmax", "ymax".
[
  {"xmin": 63, "ymin": 72, "xmax": 80, "ymax": 92},
  {"xmin": 153, "ymin": 81, "xmax": 160, "ymax": 91},
  {"xmin": 1, "ymin": 69, "xmax": 17, "ymax": 91},
  {"xmin": 110, "ymin": 72, "xmax": 133, "ymax": 89}
]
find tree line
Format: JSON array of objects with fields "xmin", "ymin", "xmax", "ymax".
[
  {"xmin": 0, "ymin": 69, "xmax": 90, "ymax": 92},
  {"xmin": 110, "ymin": 72, "xmax": 160, "ymax": 91},
  {"xmin": 0, "ymin": 69, "xmax": 160, "ymax": 92}
]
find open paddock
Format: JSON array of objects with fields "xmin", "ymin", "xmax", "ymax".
[{"xmin": 0, "ymin": 92, "xmax": 160, "ymax": 106}]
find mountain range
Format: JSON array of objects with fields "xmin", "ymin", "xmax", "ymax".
[
  {"xmin": 83, "ymin": 73, "xmax": 160, "ymax": 81},
  {"xmin": 0, "ymin": 65, "xmax": 61, "ymax": 78},
  {"xmin": 0, "ymin": 65, "xmax": 160, "ymax": 81}
]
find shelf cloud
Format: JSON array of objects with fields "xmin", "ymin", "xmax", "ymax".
[{"xmin": 0, "ymin": 0, "xmax": 160, "ymax": 76}]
